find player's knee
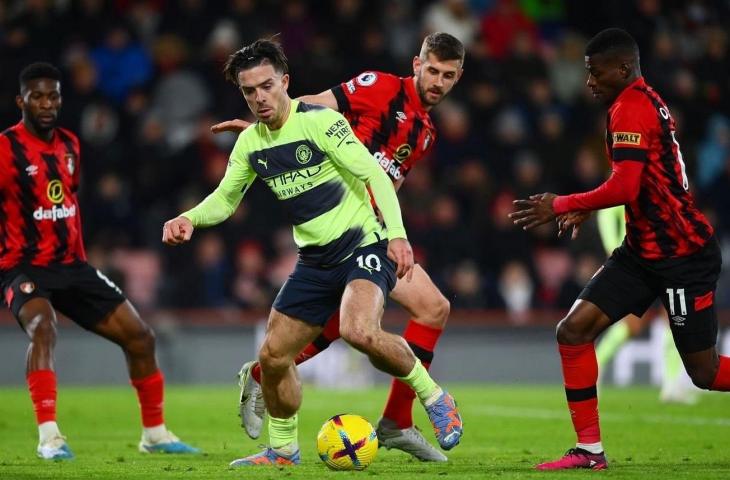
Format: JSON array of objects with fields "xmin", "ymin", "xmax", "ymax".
[
  {"xmin": 124, "ymin": 324, "xmax": 156, "ymax": 356},
  {"xmin": 424, "ymin": 294, "xmax": 450, "ymax": 327},
  {"xmin": 340, "ymin": 323, "xmax": 376, "ymax": 353},
  {"xmin": 686, "ymin": 365, "xmax": 716, "ymax": 390},
  {"xmin": 29, "ymin": 316, "xmax": 57, "ymax": 344},
  {"xmin": 556, "ymin": 315, "xmax": 586, "ymax": 345},
  {"xmin": 258, "ymin": 342, "xmax": 290, "ymax": 373}
]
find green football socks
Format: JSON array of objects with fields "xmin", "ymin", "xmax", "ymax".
[{"xmin": 399, "ymin": 359, "xmax": 441, "ymax": 405}]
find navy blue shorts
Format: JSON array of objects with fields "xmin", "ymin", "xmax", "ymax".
[
  {"xmin": 1, "ymin": 262, "xmax": 126, "ymax": 331},
  {"xmin": 579, "ymin": 237, "xmax": 722, "ymax": 353},
  {"xmin": 273, "ymin": 241, "xmax": 397, "ymax": 326}
]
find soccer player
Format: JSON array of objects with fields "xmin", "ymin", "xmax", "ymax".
[
  {"xmin": 0, "ymin": 63, "xmax": 198, "ymax": 460},
  {"xmin": 211, "ymin": 32, "xmax": 464, "ymax": 462},
  {"xmin": 162, "ymin": 39, "xmax": 462, "ymax": 467},
  {"xmin": 510, "ymin": 28, "xmax": 728, "ymax": 470}
]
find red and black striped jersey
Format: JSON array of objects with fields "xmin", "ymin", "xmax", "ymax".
[
  {"xmin": 331, "ymin": 71, "xmax": 436, "ymax": 183},
  {"xmin": 607, "ymin": 77, "xmax": 713, "ymax": 259},
  {"xmin": 0, "ymin": 122, "xmax": 86, "ymax": 269}
]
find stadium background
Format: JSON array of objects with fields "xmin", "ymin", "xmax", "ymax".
[{"xmin": 0, "ymin": 0, "xmax": 729, "ymax": 386}]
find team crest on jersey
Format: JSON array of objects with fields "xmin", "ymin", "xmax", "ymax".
[
  {"xmin": 393, "ymin": 144, "xmax": 412, "ymax": 163},
  {"xmin": 296, "ymin": 144, "xmax": 313, "ymax": 164},
  {"xmin": 65, "ymin": 153, "xmax": 76, "ymax": 175},
  {"xmin": 19, "ymin": 282, "xmax": 35, "ymax": 294},
  {"xmin": 356, "ymin": 72, "xmax": 378, "ymax": 87},
  {"xmin": 612, "ymin": 132, "xmax": 641, "ymax": 146}
]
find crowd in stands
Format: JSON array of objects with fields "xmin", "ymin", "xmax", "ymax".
[{"xmin": 1, "ymin": 0, "xmax": 729, "ymax": 315}]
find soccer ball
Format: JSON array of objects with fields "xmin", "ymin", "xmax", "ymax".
[{"xmin": 316, "ymin": 414, "xmax": 378, "ymax": 470}]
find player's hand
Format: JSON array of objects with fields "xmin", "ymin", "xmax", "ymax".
[
  {"xmin": 557, "ymin": 211, "xmax": 591, "ymax": 240},
  {"xmin": 387, "ymin": 238, "xmax": 414, "ymax": 281},
  {"xmin": 509, "ymin": 193, "xmax": 558, "ymax": 230},
  {"xmin": 162, "ymin": 216, "xmax": 194, "ymax": 245},
  {"xmin": 210, "ymin": 119, "xmax": 251, "ymax": 134}
]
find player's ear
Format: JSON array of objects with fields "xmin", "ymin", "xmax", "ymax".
[
  {"xmin": 281, "ymin": 73, "xmax": 289, "ymax": 91},
  {"xmin": 15, "ymin": 94, "xmax": 23, "ymax": 111},
  {"xmin": 619, "ymin": 61, "xmax": 631, "ymax": 79},
  {"xmin": 412, "ymin": 56, "xmax": 422, "ymax": 75}
]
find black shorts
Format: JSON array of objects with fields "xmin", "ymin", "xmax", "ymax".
[
  {"xmin": 1, "ymin": 262, "xmax": 126, "ymax": 331},
  {"xmin": 273, "ymin": 241, "xmax": 397, "ymax": 326},
  {"xmin": 579, "ymin": 237, "xmax": 722, "ymax": 353}
]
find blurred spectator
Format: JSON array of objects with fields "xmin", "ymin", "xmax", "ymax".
[
  {"xmin": 480, "ymin": 0, "xmax": 538, "ymax": 59},
  {"xmin": 423, "ymin": 0, "xmax": 479, "ymax": 46},
  {"xmin": 697, "ymin": 115, "xmax": 730, "ymax": 191}
]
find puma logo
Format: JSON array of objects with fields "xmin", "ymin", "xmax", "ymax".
[{"xmin": 257, "ymin": 158, "xmax": 268, "ymax": 169}]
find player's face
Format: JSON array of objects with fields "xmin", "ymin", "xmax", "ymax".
[
  {"xmin": 413, "ymin": 53, "xmax": 463, "ymax": 108},
  {"xmin": 16, "ymin": 78, "xmax": 62, "ymax": 134},
  {"xmin": 238, "ymin": 63, "xmax": 290, "ymax": 128},
  {"xmin": 585, "ymin": 53, "xmax": 629, "ymax": 106}
]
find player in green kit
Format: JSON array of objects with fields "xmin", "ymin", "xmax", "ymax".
[{"xmin": 162, "ymin": 39, "xmax": 462, "ymax": 467}]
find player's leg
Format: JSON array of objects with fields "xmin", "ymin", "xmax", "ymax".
[
  {"xmin": 537, "ymin": 247, "xmax": 655, "ymax": 470},
  {"xmin": 232, "ymin": 262, "xmax": 336, "ymax": 466},
  {"xmin": 377, "ymin": 264, "xmax": 449, "ymax": 461},
  {"xmin": 3, "ymin": 269, "xmax": 73, "ymax": 460},
  {"xmin": 339, "ymin": 242, "xmax": 462, "ymax": 450},
  {"xmin": 89, "ymin": 300, "xmax": 198, "ymax": 453}
]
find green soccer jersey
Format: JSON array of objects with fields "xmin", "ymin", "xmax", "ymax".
[{"xmin": 182, "ymin": 100, "xmax": 407, "ymax": 267}]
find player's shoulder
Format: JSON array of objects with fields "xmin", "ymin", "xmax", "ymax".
[
  {"xmin": 611, "ymin": 87, "xmax": 658, "ymax": 125},
  {"xmin": 348, "ymin": 71, "xmax": 401, "ymax": 92},
  {"xmin": 56, "ymin": 127, "xmax": 80, "ymax": 147}
]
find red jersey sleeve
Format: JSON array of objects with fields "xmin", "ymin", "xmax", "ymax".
[
  {"xmin": 331, "ymin": 71, "xmax": 400, "ymax": 116},
  {"xmin": 0, "ymin": 135, "xmax": 10, "ymax": 189}
]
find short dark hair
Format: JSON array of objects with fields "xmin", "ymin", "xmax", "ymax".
[
  {"xmin": 585, "ymin": 28, "xmax": 639, "ymax": 59},
  {"xmin": 420, "ymin": 32, "xmax": 465, "ymax": 65},
  {"xmin": 19, "ymin": 62, "xmax": 62, "ymax": 90},
  {"xmin": 223, "ymin": 39, "xmax": 289, "ymax": 85}
]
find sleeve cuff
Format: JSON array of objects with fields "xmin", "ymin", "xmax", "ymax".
[
  {"xmin": 552, "ymin": 195, "xmax": 571, "ymax": 215},
  {"xmin": 331, "ymin": 86, "xmax": 350, "ymax": 113},
  {"xmin": 386, "ymin": 227, "xmax": 407, "ymax": 241}
]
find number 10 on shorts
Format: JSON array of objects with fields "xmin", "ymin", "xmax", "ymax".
[
  {"xmin": 666, "ymin": 288, "xmax": 687, "ymax": 316},
  {"xmin": 356, "ymin": 254, "xmax": 381, "ymax": 274}
]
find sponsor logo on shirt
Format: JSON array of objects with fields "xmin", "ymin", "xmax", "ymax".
[
  {"xmin": 374, "ymin": 151, "xmax": 403, "ymax": 180},
  {"xmin": 46, "ymin": 180, "xmax": 64, "ymax": 204},
  {"xmin": 612, "ymin": 132, "xmax": 641, "ymax": 145},
  {"xmin": 33, "ymin": 204, "xmax": 77, "ymax": 222},
  {"xmin": 355, "ymin": 72, "xmax": 377, "ymax": 87}
]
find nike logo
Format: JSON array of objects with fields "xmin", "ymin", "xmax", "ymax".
[{"xmin": 257, "ymin": 158, "xmax": 268, "ymax": 169}]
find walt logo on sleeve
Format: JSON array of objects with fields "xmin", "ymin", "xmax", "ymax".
[{"xmin": 612, "ymin": 132, "xmax": 641, "ymax": 145}]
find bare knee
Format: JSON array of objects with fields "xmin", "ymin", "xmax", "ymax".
[
  {"xmin": 686, "ymin": 365, "xmax": 717, "ymax": 390},
  {"xmin": 28, "ymin": 316, "xmax": 57, "ymax": 345},
  {"xmin": 124, "ymin": 324, "xmax": 156, "ymax": 356},
  {"xmin": 556, "ymin": 316, "xmax": 591, "ymax": 345},
  {"xmin": 258, "ymin": 342, "xmax": 291, "ymax": 374},
  {"xmin": 422, "ymin": 294, "xmax": 450, "ymax": 328},
  {"xmin": 340, "ymin": 322, "xmax": 377, "ymax": 353}
]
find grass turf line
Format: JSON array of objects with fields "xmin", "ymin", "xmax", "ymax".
[{"xmin": 1, "ymin": 385, "xmax": 729, "ymax": 479}]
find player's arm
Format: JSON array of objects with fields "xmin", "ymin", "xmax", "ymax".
[
  {"xmin": 163, "ymin": 136, "xmax": 256, "ymax": 245},
  {"xmin": 316, "ymin": 110, "xmax": 413, "ymax": 278},
  {"xmin": 211, "ymin": 90, "xmax": 340, "ymax": 134}
]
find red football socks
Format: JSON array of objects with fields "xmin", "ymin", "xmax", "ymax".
[
  {"xmin": 711, "ymin": 355, "xmax": 730, "ymax": 391},
  {"xmin": 131, "ymin": 370, "xmax": 165, "ymax": 427},
  {"xmin": 252, "ymin": 311, "xmax": 342, "ymax": 383},
  {"xmin": 383, "ymin": 321, "xmax": 443, "ymax": 429},
  {"xmin": 559, "ymin": 343, "xmax": 601, "ymax": 444},
  {"xmin": 27, "ymin": 369, "xmax": 57, "ymax": 424}
]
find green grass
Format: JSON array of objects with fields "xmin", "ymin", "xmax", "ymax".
[{"xmin": 1, "ymin": 384, "xmax": 729, "ymax": 479}]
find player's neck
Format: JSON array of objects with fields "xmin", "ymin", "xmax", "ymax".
[
  {"xmin": 265, "ymin": 98, "xmax": 292, "ymax": 131},
  {"xmin": 22, "ymin": 118, "xmax": 54, "ymax": 143}
]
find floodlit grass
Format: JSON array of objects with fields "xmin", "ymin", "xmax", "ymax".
[{"xmin": 1, "ymin": 384, "xmax": 729, "ymax": 479}]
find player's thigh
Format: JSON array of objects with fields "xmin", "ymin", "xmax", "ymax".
[
  {"xmin": 272, "ymin": 262, "xmax": 342, "ymax": 329},
  {"xmin": 51, "ymin": 262, "xmax": 127, "ymax": 332},
  {"xmin": 388, "ymin": 264, "xmax": 448, "ymax": 318},
  {"xmin": 659, "ymin": 238, "xmax": 722, "ymax": 354},
  {"xmin": 340, "ymin": 241, "xmax": 396, "ymax": 331},
  {"xmin": 577, "ymin": 246, "xmax": 656, "ymax": 325},
  {"xmin": 88, "ymin": 300, "xmax": 152, "ymax": 348},
  {"xmin": 262, "ymin": 308, "xmax": 323, "ymax": 362},
  {"xmin": 1, "ymin": 266, "xmax": 57, "ymax": 334}
]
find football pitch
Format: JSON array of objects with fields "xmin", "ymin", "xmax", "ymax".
[{"xmin": 1, "ymin": 384, "xmax": 729, "ymax": 479}]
